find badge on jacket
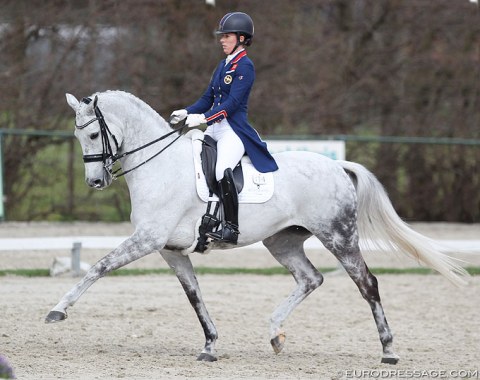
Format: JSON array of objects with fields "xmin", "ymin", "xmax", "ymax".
[{"xmin": 224, "ymin": 75, "xmax": 232, "ymax": 84}]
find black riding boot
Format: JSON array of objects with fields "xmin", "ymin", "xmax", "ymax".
[{"xmin": 206, "ymin": 168, "xmax": 239, "ymax": 244}]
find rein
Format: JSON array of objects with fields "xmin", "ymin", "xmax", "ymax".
[{"xmin": 76, "ymin": 96, "xmax": 187, "ymax": 179}]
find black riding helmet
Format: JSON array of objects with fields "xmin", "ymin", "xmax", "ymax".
[{"xmin": 216, "ymin": 12, "xmax": 254, "ymax": 54}]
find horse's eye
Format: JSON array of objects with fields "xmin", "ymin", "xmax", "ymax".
[{"xmin": 90, "ymin": 132, "xmax": 99, "ymax": 140}]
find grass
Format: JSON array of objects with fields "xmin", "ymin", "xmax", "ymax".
[
  {"xmin": 0, "ymin": 269, "xmax": 51, "ymax": 277},
  {"xmin": 0, "ymin": 267, "xmax": 479, "ymax": 277}
]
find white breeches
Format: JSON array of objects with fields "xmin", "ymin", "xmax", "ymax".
[{"xmin": 205, "ymin": 119, "xmax": 245, "ymax": 181}]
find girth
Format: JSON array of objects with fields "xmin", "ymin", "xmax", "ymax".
[{"xmin": 200, "ymin": 135, "xmax": 244, "ymax": 196}]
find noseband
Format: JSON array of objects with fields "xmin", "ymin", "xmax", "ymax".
[{"xmin": 76, "ymin": 95, "xmax": 187, "ymax": 178}]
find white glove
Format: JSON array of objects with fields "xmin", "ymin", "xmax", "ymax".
[
  {"xmin": 185, "ymin": 113, "xmax": 206, "ymax": 128},
  {"xmin": 169, "ymin": 109, "xmax": 188, "ymax": 124}
]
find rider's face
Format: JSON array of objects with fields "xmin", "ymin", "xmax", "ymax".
[{"xmin": 219, "ymin": 33, "xmax": 244, "ymax": 55}]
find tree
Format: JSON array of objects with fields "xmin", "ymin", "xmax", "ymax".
[{"xmin": 0, "ymin": 0, "xmax": 479, "ymax": 221}]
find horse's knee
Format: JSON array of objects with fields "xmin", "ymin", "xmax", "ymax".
[{"xmin": 87, "ymin": 257, "xmax": 116, "ymax": 278}]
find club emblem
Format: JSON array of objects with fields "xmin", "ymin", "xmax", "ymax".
[{"xmin": 224, "ymin": 75, "xmax": 233, "ymax": 84}]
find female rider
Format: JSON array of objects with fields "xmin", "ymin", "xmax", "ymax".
[{"xmin": 170, "ymin": 12, "xmax": 278, "ymax": 244}]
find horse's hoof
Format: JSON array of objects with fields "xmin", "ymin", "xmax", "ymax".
[
  {"xmin": 45, "ymin": 310, "xmax": 67, "ymax": 323},
  {"xmin": 381, "ymin": 355, "xmax": 399, "ymax": 365},
  {"xmin": 270, "ymin": 332, "xmax": 286, "ymax": 354},
  {"xmin": 197, "ymin": 352, "xmax": 217, "ymax": 362}
]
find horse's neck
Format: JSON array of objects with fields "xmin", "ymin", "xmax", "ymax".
[
  {"xmin": 111, "ymin": 95, "xmax": 173, "ymax": 153},
  {"xmin": 124, "ymin": 116, "xmax": 170, "ymax": 147},
  {"xmin": 109, "ymin": 94, "xmax": 190, "ymax": 179},
  {"xmin": 95, "ymin": 93, "xmax": 193, "ymax": 224}
]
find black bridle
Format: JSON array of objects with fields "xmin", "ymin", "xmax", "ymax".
[{"xmin": 76, "ymin": 95, "xmax": 187, "ymax": 179}]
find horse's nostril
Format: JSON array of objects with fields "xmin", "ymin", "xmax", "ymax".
[{"xmin": 87, "ymin": 178, "xmax": 103, "ymax": 188}]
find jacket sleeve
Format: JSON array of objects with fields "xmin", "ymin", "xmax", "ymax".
[{"xmin": 203, "ymin": 61, "xmax": 254, "ymax": 125}]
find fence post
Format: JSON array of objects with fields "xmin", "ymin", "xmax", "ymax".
[{"xmin": 71, "ymin": 241, "xmax": 82, "ymax": 276}]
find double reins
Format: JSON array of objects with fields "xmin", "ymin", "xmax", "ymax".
[{"xmin": 76, "ymin": 95, "xmax": 187, "ymax": 179}]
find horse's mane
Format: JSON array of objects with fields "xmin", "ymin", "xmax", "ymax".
[{"xmin": 95, "ymin": 90, "xmax": 166, "ymax": 127}]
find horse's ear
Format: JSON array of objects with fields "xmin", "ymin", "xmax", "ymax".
[{"xmin": 65, "ymin": 93, "xmax": 80, "ymax": 111}]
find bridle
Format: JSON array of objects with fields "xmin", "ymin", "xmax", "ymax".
[{"xmin": 76, "ymin": 95, "xmax": 187, "ymax": 179}]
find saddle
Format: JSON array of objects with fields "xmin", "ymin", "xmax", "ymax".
[{"xmin": 200, "ymin": 135, "xmax": 244, "ymax": 196}]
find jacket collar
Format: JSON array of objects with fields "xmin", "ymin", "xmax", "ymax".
[
  {"xmin": 231, "ymin": 49, "xmax": 247, "ymax": 64},
  {"xmin": 225, "ymin": 49, "xmax": 247, "ymax": 67}
]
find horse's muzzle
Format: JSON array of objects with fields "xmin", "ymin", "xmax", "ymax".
[
  {"xmin": 86, "ymin": 171, "xmax": 112, "ymax": 190},
  {"xmin": 86, "ymin": 178, "xmax": 106, "ymax": 189}
]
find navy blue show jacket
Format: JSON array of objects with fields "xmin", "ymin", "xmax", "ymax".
[{"xmin": 186, "ymin": 51, "xmax": 278, "ymax": 173}]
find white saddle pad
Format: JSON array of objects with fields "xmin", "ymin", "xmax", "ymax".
[{"xmin": 189, "ymin": 130, "xmax": 274, "ymax": 204}]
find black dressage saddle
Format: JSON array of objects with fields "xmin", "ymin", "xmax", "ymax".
[{"xmin": 200, "ymin": 135, "xmax": 244, "ymax": 196}]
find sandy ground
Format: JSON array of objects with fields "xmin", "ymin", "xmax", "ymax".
[{"xmin": 0, "ymin": 222, "xmax": 479, "ymax": 379}]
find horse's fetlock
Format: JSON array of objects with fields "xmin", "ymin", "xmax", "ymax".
[
  {"xmin": 206, "ymin": 333, "xmax": 218, "ymax": 343},
  {"xmin": 380, "ymin": 330, "xmax": 393, "ymax": 345}
]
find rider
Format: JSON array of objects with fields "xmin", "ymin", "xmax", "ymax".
[{"xmin": 170, "ymin": 12, "xmax": 278, "ymax": 245}]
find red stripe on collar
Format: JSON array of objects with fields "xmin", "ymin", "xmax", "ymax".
[{"xmin": 231, "ymin": 50, "xmax": 247, "ymax": 64}]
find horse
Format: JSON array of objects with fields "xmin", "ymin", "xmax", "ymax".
[{"xmin": 46, "ymin": 90, "xmax": 468, "ymax": 364}]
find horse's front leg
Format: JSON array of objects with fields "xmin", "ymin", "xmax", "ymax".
[
  {"xmin": 45, "ymin": 230, "xmax": 159, "ymax": 323},
  {"xmin": 160, "ymin": 250, "xmax": 218, "ymax": 362}
]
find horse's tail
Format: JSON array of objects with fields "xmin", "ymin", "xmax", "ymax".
[{"xmin": 338, "ymin": 160, "xmax": 469, "ymax": 287}]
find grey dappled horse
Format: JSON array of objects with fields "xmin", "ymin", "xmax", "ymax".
[{"xmin": 46, "ymin": 90, "xmax": 467, "ymax": 364}]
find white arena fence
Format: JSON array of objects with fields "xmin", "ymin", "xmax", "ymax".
[{"xmin": 1, "ymin": 236, "xmax": 479, "ymax": 276}]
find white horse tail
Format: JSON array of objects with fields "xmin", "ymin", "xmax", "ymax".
[{"xmin": 338, "ymin": 160, "xmax": 469, "ymax": 287}]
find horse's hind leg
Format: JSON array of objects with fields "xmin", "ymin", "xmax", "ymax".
[
  {"xmin": 319, "ymin": 220, "xmax": 400, "ymax": 364},
  {"xmin": 262, "ymin": 226, "xmax": 323, "ymax": 354}
]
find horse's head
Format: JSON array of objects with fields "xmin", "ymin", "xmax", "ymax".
[{"xmin": 66, "ymin": 93, "xmax": 124, "ymax": 190}]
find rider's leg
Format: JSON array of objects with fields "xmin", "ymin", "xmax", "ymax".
[
  {"xmin": 207, "ymin": 125, "xmax": 244, "ymax": 244},
  {"xmin": 207, "ymin": 168, "xmax": 239, "ymax": 244},
  {"xmin": 213, "ymin": 126, "xmax": 245, "ymax": 181}
]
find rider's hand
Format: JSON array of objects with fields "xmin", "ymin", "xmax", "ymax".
[
  {"xmin": 169, "ymin": 109, "xmax": 188, "ymax": 124},
  {"xmin": 185, "ymin": 113, "xmax": 207, "ymax": 128}
]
